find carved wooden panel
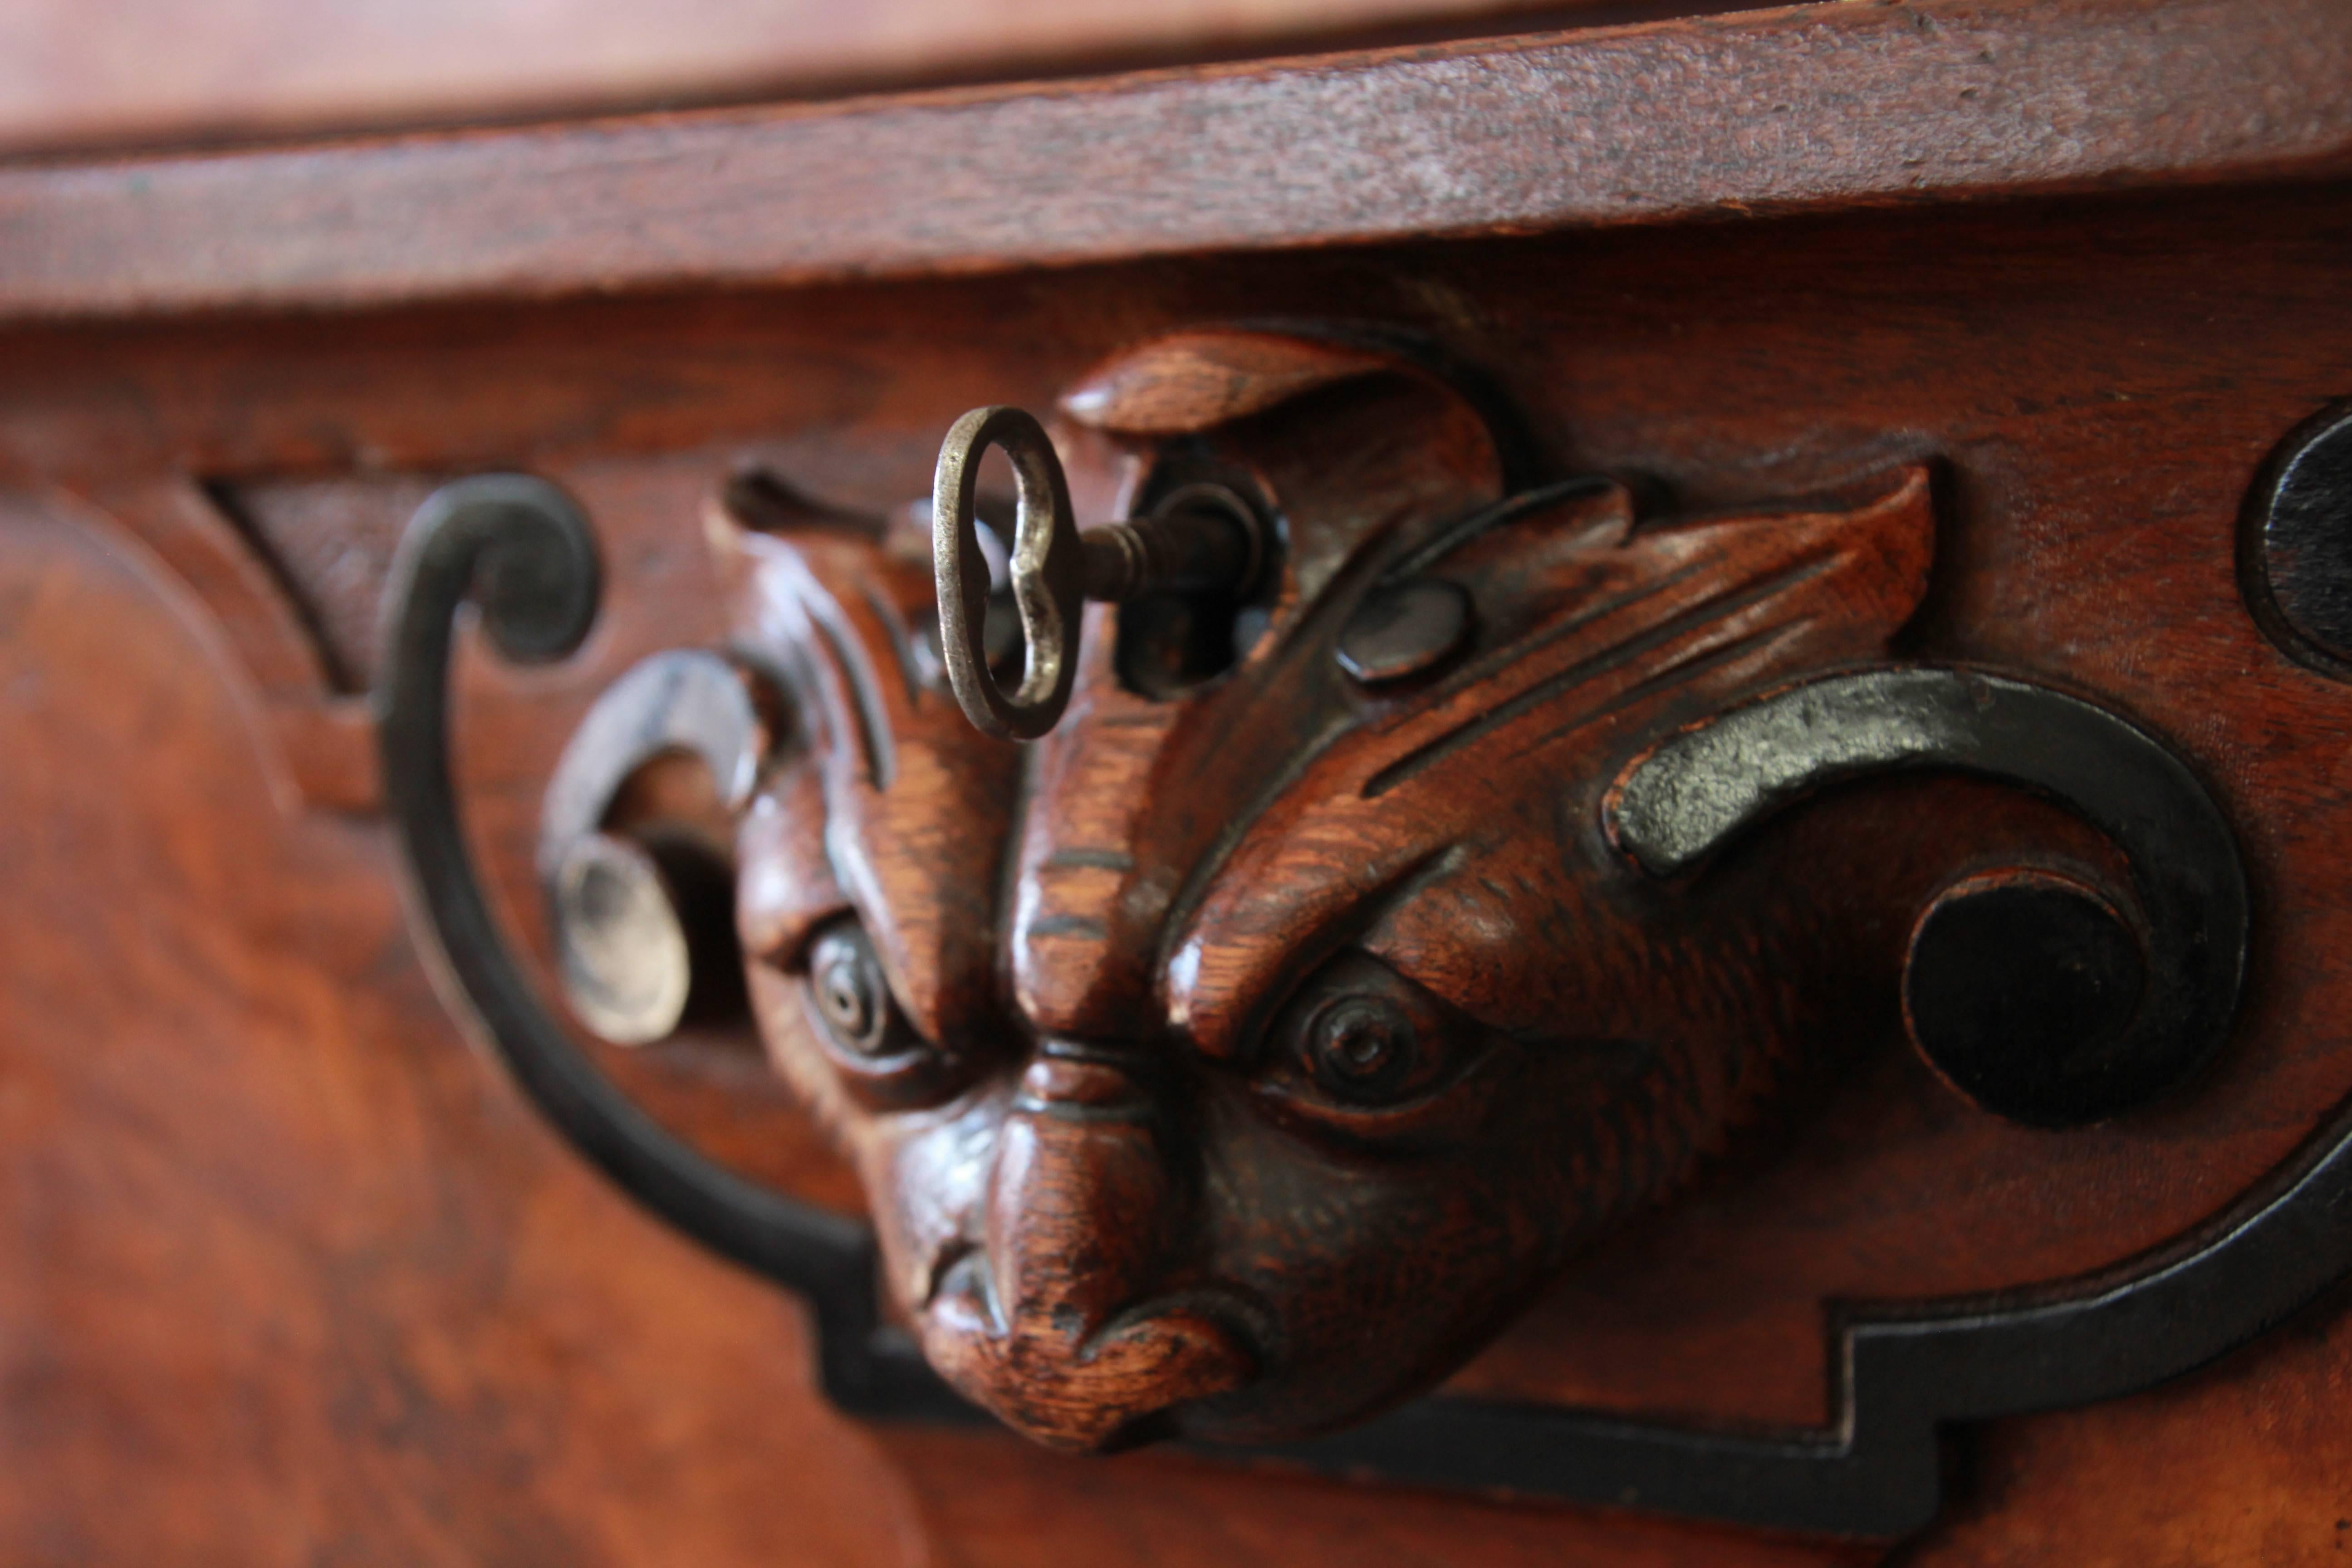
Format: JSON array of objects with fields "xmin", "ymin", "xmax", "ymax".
[{"xmin": 4, "ymin": 20, "xmax": 2352, "ymax": 1551}]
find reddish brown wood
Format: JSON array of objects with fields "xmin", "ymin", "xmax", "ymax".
[
  {"xmin": 0, "ymin": 413, "xmax": 1872, "ymax": 1568},
  {"xmin": 61, "ymin": 475, "xmax": 381, "ymax": 814},
  {"xmin": 6, "ymin": 166, "xmax": 2352, "ymax": 1558},
  {"xmin": 0, "ymin": 0, "xmax": 1671, "ymax": 157},
  {"xmin": 1909, "ymin": 1279, "xmax": 2352, "ymax": 1566},
  {"xmin": 3, "ymin": 0, "xmax": 2349, "ymax": 321},
  {"xmin": 1058, "ymin": 330, "xmax": 1406, "ymax": 435},
  {"xmin": 0, "ymin": 500, "xmax": 920, "ymax": 1568},
  {"xmin": 725, "ymin": 332, "xmax": 1983, "ymax": 1449}
]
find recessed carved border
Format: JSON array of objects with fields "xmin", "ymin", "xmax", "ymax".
[
  {"xmin": 62, "ymin": 475, "xmax": 380, "ymax": 814},
  {"xmin": 372, "ymin": 473, "xmax": 2348, "ymax": 1542}
]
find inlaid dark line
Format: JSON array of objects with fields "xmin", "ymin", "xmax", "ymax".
[
  {"xmin": 1404, "ymin": 554, "xmax": 1716, "ymax": 718},
  {"xmin": 808, "ymin": 606, "xmax": 896, "ymax": 792},
  {"xmin": 1044, "ymin": 848, "xmax": 1136, "ymax": 872},
  {"xmin": 859, "ymin": 579, "xmax": 925, "ymax": 712},
  {"xmin": 1504, "ymin": 619, "xmax": 1804, "ymax": 763},
  {"xmin": 1362, "ymin": 554, "xmax": 1838, "ymax": 799},
  {"xmin": 1025, "ymin": 914, "xmax": 1108, "ymax": 939}
]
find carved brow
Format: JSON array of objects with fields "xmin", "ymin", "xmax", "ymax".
[
  {"xmin": 1329, "ymin": 840, "xmax": 1472, "ymax": 955},
  {"xmin": 1181, "ymin": 841, "xmax": 1468, "ymax": 1063}
]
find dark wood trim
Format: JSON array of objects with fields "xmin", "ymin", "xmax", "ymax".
[{"xmin": 2, "ymin": 0, "xmax": 2347, "ymax": 322}]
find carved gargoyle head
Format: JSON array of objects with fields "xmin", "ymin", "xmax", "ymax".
[{"xmin": 714, "ymin": 331, "xmax": 1932, "ymax": 1450}]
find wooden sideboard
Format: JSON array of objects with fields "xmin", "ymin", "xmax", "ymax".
[{"xmin": 5, "ymin": 1, "xmax": 2352, "ymax": 1562}]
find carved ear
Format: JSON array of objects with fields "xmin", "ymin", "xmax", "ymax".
[
  {"xmin": 1607, "ymin": 668, "xmax": 2248, "ymax": 1127},
  {"xmin": 1057, "ymin": 323, "xmax": 1538, "ymax": 484},
  {"xmin": 1061, "ymin": 328, "xmax": 1423, "ymax": 436}
]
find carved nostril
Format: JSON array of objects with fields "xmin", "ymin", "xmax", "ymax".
[{"xmin": 914, "ymin": 1047, "xmax": 1251, "ymax": 1448}]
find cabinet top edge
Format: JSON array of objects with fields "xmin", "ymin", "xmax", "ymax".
[{"xmin": 1, "ymin": 0, "xmax": 2346, "ymax": 324}]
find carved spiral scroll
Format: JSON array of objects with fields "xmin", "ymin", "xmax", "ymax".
[
  {"xmin": 1606, "ymin": 666, "xmax": 2249, "ymax": 1124},
  {"xmin": 536, "ymin": 650, "xmax": 771, "ymax": 1046},
  {"xmin": 374, "ymin": 474, "xmax": 959, "ymax": 1417}
]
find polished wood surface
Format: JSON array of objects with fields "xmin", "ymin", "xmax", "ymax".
[
  {"xmin": 5, "ymin": 176, "xmax": 2352, "ymax": 1557},
  {"xmin": 3, "ymin": 0, "xmax": 2349, "ymax": 321},
  {"xmin": 0, "ymin": 0, "xmax": 1661, "ymax": 157},
  {"xmin": 720, "ymin": 327, "xmax": 1989, "ymax": 1451},
  {"xmin": 5, "ymin": 489, "xmax": 2346, "ymax": 1566},
  {"xmin": 5, "ymin": 0, "xmax": 2352, "ymax": 1551}
]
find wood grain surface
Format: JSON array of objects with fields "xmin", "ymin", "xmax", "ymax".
[
  {"xmin": 0, "ymin": 0, "xmax": 1681, "ymax": 157},
  {"xmin": 5, "ymin": 162, "xmax": 2352, "ymax": 1560},
  {"xmin": 3, "ymin": 0, "xmax": 2350, "ymax": 321}
]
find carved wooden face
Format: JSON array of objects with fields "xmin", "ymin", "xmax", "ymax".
[{"xmin": 719, "ymin": 345, "xmax": 1932, "ymax": 1450}]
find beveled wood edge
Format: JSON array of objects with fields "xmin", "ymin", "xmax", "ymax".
[
  {"xmin": 0, "ymin": 0, "xmax": 2347, "ymax": 322},
  {"xmin": 0, "ymin": 0, "xmax": 1710, "ymax": 159}
]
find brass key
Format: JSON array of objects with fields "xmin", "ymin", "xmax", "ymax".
[{"xmin": 931, "ymin": 405, "xmax": 1264, "ymax": 739}]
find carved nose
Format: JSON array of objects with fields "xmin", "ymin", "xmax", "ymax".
[
  {"xmin": 920, "ymin": 1043, "xmax": 1254, "ymax": 1450},
  {"xmin": 991, "ymin": 1048, "xmax": 1169, "ymax": 1334}
]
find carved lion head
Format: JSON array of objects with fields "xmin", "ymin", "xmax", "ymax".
[{"xmin": 714, "ymin": 330, "xmax": 1931, "ymax": 1449}]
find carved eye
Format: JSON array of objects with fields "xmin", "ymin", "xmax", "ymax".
[
  {"xmin": 808, "ymin": 921, "xmax": 894, "ymax": 1056},
  {"xmin": 1303, "ymin": 995, "xmax": 1423, "ymax": 1103},
  {"xmin": 799, "ymin": 917, "xmax": 956, "ymax": 1105},
  {"xmin": 1261, "ymin": 951, "xmax": 1500, "ymax": 1141}
]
